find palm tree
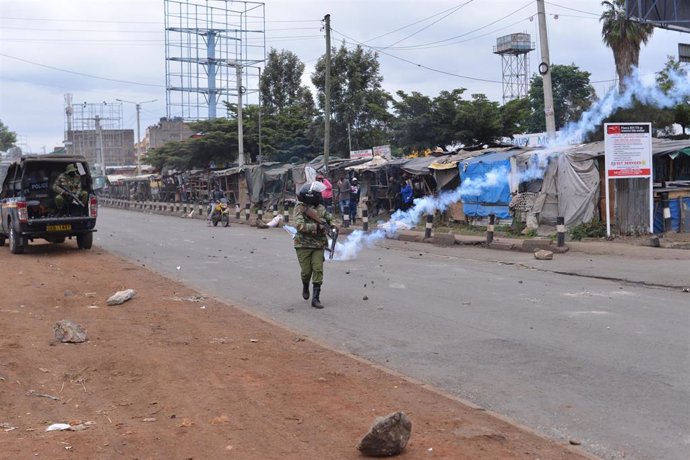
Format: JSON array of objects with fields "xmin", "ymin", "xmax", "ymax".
[{"xmin": 600, "ymin": 0, "xmax": 654, "ymax": 92}]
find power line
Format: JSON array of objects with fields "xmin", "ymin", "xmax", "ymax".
[
  {"xmin": 385, "ymin": 15, "xmax": 533, "ymax": 51},
  {"xmin": 373, "ymin": 1, "xmax": 534, "ymax": 51},
  {"xmin": 362, "ymin": 1, "xmax": 474, "ymax": 44},
  {"xmin": 545, "ymin": 2, "xmax": 600, "ymax": 17},
  {"xmin": 330, "ymin": 28, "xmax": 502, "ymax": 84},
  {"xmin": 0, "ymin": 52, "xmax": 164, "ymax": 88},
  {"xmin": 381, "ymin": 1, "xmax": 475, "ymax": 50}
]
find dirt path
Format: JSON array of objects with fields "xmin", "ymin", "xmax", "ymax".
[{"xmin": 0, "ymin": 244, "xmax": 594, "ymax": 459}]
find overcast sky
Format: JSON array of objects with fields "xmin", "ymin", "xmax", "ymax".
[{"xmin": 0, "ymin": 0, "xmax": 687, "ymax": 153}]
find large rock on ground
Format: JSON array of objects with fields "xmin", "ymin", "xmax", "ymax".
[
  {"xmin": 107, "ymin": 289, "xmax": 137, "ymax": 306},
  {"xmin": 53, "ymin": 320, "xmax": 87, "ymax": 343},
  {"xmin": 357, "ymin": 411, "xmax": 411, "ymax": 457},
  {"xmin": 534, "ymin": 249, "xmax": 554, "ymax": 260}
]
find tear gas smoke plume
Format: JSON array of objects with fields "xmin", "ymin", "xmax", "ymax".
[
  {"xmin": 309, "ymin": 68, "xmax": 689, "ymax": 260},
  {"xmin": 554, "ymin": 67, "xmax": 690, "ymax": 146}
]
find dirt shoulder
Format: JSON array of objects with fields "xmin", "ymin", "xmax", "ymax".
[{"xmin": 0, "ymin": 244, "xmax": 593, "ymax": 459}]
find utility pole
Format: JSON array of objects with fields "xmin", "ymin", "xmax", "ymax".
[
  {"xmin": 258, "ymin": 66, "xmax": 262, "ymax": 161},
  {"xmin": 536, "ymin": 0, "xmax": 556, "ymax": 139},
  {"xmin": 227, "ymin": 60, "xmax": 245, "ymax": 167},
  {"xmin": 94, "ymin": 115, "xmax": 105, "ymax": 177},
  {"xmin": 117, "ymin": 98, "xmax": 157, "ymax": 174},
  {"xmin": 323, "ymin": 14, "xmax": 331, "ymax": 173}
]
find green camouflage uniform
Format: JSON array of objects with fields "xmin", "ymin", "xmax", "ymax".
[
  {"xmin": 293, "ymin": 202, "xmax": 332, "ymax": 285},
  {"xmin": 53, "ymin": 168, "xmax": 88, "ymax": 211}
]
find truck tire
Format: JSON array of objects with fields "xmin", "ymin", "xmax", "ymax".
[
  {"xmin": 77, "ymin": 232, "xmax": 93, "ymax": 250},
  {"xmin": 9, "ymin": 226, "xmax": 25, "ymax": 254}
]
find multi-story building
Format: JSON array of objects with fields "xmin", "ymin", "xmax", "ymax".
[
  {"xmin": 67, "ymin": 129, "xmax": 135, "ymax": 168},
  {"xmin": 144, "ymin": 117, "xmax": 193, "ymax": 151}
]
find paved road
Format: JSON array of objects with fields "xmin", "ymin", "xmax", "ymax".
[{"xmin": 94, "ymin": 208, "xmax": 690, "ymax": 460}]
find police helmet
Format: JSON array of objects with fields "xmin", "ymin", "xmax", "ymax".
[{"xmin": 298, "ymin": 182, "xmax": 325, "ymax": 205}]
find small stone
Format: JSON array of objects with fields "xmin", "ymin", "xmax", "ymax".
[
  {"xmin": 107, "ymin": 289, "xmax": 137, "ymax": 306},
  {"xmin": 363, "ymin": 296, "xmax": 369, "ymax": 301},
  {"xmin": 53, "ymin": 320, "xmax": 87, "ymax": 343},
  {"xmin": 534, "ymin": 249, "xmax": 553, "ymax": 260}
]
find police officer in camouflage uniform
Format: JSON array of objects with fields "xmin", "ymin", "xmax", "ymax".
[
  {"xmin": 52, "ymin": 164, "xmax": 88, "ymax": 214},
  {"xmin": 294, "ymin": 181, "xmax": 333, "ymax": 309}
]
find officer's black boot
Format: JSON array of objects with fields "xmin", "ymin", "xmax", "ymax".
[
  {"xmin": 302, "ymin": 281, "xmax": 310, "ymax": 300},
  {"xmin": 311, "ymin": 284, "xmax": 324, "ymax": 309}
]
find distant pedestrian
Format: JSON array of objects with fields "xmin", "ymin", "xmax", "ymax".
[
  {"xmin": 316, "ymin": 174, "xmax": 333, "ymax": 214},
  {"xmin": 388, "ymin": 176, "xmax": 401, "ymax": 212},
  {"xmin": 400, "ymin": 179, "xmax": 413, "ymax": 211},
  {"xmin": 336, "ymin": 175, "xmax": 351, "ymax": 218},
  {"xmin": 349, "ymin": 177, "xmax": 360, "ymax": 223}
]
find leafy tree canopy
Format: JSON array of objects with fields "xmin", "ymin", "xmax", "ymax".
[
  {"xmin": 528, "ymin": 63, "xmax": 596, "ymax": 132},
  {"xmin": 0, "ymin": 119, "xmax": 17, "ymax": 151}
]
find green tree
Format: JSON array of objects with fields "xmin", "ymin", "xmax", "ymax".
[
  {"xmin": 431, "ymin": 89, "xmax": 467, "ymax": 147},
  {"xmin": 0, "ymin": 119, "xmax": 17, "ymax": 151},
  {"xmin": 454, "ymin": 94, "xmax": 502, "ymax": 146},
  {"xmin": 656, "ymin": 56, "xmax": 690, "ymax": 135},
  {"xmin": 528, "ymin": 64, "xmax": 596, "ymax": 132},
  {"xmin": 499, "ymin": 97, "xmax": 532, "ymax": 137},
  {"xmin": 145, "ymin": 118, "xmax": 238, "ymax": 171},
  {"xmin": 600, "ymin": 0, "xmax": 654, "ymax": 92},
  {"xmin": 312, "ymin": 43, "xmax": 391, "ymax": 156},
  {"xmin": 260, "ymin": 48, "xmax": 314, "ymax": 116},
  {"xmin": 390, "ymin": 91, "xmax": 435, "ymax": 153}
]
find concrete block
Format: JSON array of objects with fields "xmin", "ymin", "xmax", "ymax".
[
  {"xmin": 432, "ymin": 233, "xmax": 456, "ymax": 246},
  {"xmin": 521, "ymin": 238, "xmax": 552, "ymax": 252}
]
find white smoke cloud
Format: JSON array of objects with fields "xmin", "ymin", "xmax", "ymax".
[
  {"xmin": 555, "ymin": 67, "xmax": 690, "ymax": 146},
  {"xmin": 305, "ymin": 68, "xmax": 689, "ymax": 261}
]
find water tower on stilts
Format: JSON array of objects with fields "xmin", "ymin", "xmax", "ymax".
[{"xmin": 493, "ymin": 33, "xmax": 535, "ymax": 103}]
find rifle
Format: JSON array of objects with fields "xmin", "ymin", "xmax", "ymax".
[
  {"xmin": 303, "ymin": 206, "xmax": 339, "ymax": 259},
  {"xmin": 57, "ymin": 185, "xmax": 86, "ymax": 207}
]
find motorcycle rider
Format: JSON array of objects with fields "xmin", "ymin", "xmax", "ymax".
[{"xmin": 207, "ymin": 184, "xmax": 226, "ymax": 224}]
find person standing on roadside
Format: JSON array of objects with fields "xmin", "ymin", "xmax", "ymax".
[
  {"xmin": 349, "ymin": 177, "xmax": 360, "ymax": 223},
  {"xmin": 336, "ymin": 174, "xmax": 351, "ymax": 218},
  {"xmin": 316, "ymin": 174, "xmax": 333, "ymax": 214},
  {"xmin": 400, "ymin": 178, "xmax": 413, "ymax": 211}
]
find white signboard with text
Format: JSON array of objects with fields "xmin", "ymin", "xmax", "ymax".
[
  {"xmin": 603, "ymin": 122, "xmax": 653, "ymax": 236},
  {"xmin": 350, "ymin": 149, "xmax": 373, "ymax": 160},
  {"xmin": 372, "ymin": 144, "xmax": 392, "ymax": 158}
]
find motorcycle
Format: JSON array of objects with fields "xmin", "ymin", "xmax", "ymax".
[{"xmin": 210, "ymin": 198, "xmax": 230, "ymax": 227}]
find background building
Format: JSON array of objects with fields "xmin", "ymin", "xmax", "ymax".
[{"xmin": 64, "ymin": 95, "xmax": 135, "ymax": 171}]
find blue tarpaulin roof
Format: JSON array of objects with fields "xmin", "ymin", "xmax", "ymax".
[{"xmin": 459, "ymin": 151, "xmax": 512, "ymax": 219}]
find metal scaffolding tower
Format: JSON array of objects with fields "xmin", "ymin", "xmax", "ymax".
[
  {"xmin": 493, "ymin": 33, "xmax": 535, "ymax": 104},
  {"xmin": 64, "ymin": 95, "xmax": 134, "ymax": 172},
  {"xmin": 164, "ymin": 0, "xmax": 266, "ymax": 120}
]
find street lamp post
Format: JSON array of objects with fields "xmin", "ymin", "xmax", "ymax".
[{"xmin": 116, "ymin": 98, "xmax": 157, "ymax": 174}]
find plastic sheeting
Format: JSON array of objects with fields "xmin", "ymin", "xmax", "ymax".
[
  {"xmin": 537, "ymin": 150, "xmax": 600, "ymax": 227},
  {"xmin": 459, "ymin": 152, "xmax": 512, "ymax": 218}
]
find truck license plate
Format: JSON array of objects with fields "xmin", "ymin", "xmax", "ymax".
[{"xmin": 46, "ymin": 224, "xmax": 72, "ymax": 232}]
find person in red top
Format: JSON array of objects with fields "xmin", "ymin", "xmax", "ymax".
[{"xmin": 316, "ymin": 174, "xmax": 333, "ymax": 213}]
